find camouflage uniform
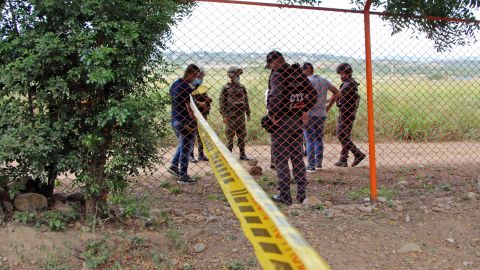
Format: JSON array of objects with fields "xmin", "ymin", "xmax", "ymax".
[{"xmin": 220, "ymin": 67, "xmax": 250, "ymax": 159}]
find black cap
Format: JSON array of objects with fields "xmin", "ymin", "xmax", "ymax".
[
  {"xmin": 265, "ymin": 51, "xmax": 283, "ymax": 69},
  {"xmin": 336, "ymin": 63, "xmax": 353, "ymax": 74},
  {"xmin": 302, "ymin": 62, "xmax": 313, "ymax": 70}
]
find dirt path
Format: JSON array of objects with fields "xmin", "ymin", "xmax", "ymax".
[
  {"xmin": 154, "ymin": 142, "xmax": 480, "ymax": 177},
  {"xmin": 1, "ymin": 142, "xmax": 479, "ymax": 270}
]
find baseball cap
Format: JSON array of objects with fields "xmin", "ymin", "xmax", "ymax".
[{"xmin": 265, "ymin": 51, "xmax": 283, "ymax": 69}]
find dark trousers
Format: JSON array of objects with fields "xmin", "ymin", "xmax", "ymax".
[
  {"xmin": 225, "ymin": 114, "xmax": 247, "ymax": 154},
  {"xmin": 336, "ymin": 105, "xmax": 362, "ymax": 161},
  {"xmin": 271, "ymin": 116, "xmax": 307, "ymax": 201}
]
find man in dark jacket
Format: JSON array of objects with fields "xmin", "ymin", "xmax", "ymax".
[
  {"xmin": 167, "ymin": 64, "xmax": 201, "ymax": 184},
  {"xmin": 266, "ymin": 51, "xmax": 316, "ymax": 205},
  {"xmin": 334, "ymin": 63, "xmax": 366, "ymax": 167}
]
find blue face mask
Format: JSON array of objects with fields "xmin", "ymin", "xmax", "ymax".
[{"xmin": 192, "ymin": 78, "xmax": 203, "ymax": 88}]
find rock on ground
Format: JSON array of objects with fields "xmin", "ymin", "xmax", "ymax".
[
  {"xmin": 377, "ymin": 197, "xmax": 387, "ymax": 203},
  {"xmin": 67, "ymin": 192, "xmax": 85, "ymax": 203},
  {"xmin": 2, "ymin": 201, "xmax": 13, "ymax": 213},
  {"xmin": 248, "ymin": 166, "xmax": 263, "ymax": 176},
  {"xmin": 52, "ymin": 200, "xmax": 72, "ymax": 213},
  {"xmin": 52, "ymin": 192, "xmax": 68, "ymax": 203},
  {"xmin": 194, "ymin": 243, "xmax": 206, "ymax": 253},
  {"xmin": 247, "ymin": 159, "xmax": 259, "ymax": 167},
  {"xmin": 398, "ymin": 243, "xmax": 422, "ymax": 253},
  {"xmin": 13, "ymin": 193, "xmax": 48, "ymax": 212},
  {"xmin": 303, "ymin": 197, "xmax": 322, "ymax": 208}
]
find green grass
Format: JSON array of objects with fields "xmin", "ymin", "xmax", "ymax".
[
  {"xmin": 160, "ymin": 70, "xmax": 480, "ymax": 145},
  {"xmin": 108, "ymin": 191, "xmax": 150, "ymax": 219},
  {"xmin": 349, "ymin": 186, "xmax": 396, "ymax": 201},
  {"xmin": 82, "ymin": 239, "xmax": 111, "ymax": 269},
  {"xmin": 227, "ymin": 260, "xmax": 245, "ymax": 270},
  {"xmin": 45, "ymin": 250, "xmax": 71, "ymax": 270}
]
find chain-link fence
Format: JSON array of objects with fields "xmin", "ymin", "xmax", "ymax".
[{"xmin": 140, "ymin": 1, "xmax": 479, "ymax": 199}]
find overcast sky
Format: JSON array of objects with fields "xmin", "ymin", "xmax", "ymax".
[{"xmin": 165, "ymin": 0, "xmax": 480, "ymax": 60}]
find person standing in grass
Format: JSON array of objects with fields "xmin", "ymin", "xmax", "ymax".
[
  {"xmin": 190, "ymin": 68, "xmax": 212, "ymax": 162},
  {"xmin": 334, "ymin": 63, "xmax": 366, "ymax": 167},
  {"xmin": 302, "ymin": 62, "xmax": 339, "ymax": 172},
  {"xmin": 167, "ymin": 64, "xmax": 201, "ymax": 184},
  {"xmin": 220, "ymin": 66, "xmax": 251, "ymax": 161}
]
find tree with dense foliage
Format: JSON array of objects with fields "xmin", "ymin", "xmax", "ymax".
[{"xmin": 0, "ymin": 0, "xmax": 193, "ymax": 216}]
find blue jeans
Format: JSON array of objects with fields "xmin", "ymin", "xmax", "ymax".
[
  {"xmin": 304, "ymin": 116, "xmax": 327, "ymax": 168},
  {"xmin": 171, "ymin": 122, "xmax": 195, "ymax": 176}
]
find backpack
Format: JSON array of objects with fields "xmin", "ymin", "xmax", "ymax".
[{"xmin": 282, "ymin": 63, "xmax": 316, "ymax": 113}]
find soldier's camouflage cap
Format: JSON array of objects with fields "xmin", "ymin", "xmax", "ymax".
[{"xmin": 227, "ymin": 66, "xmax": 243, "ymax": 78}]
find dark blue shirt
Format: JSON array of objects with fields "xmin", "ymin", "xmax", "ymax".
[{"xmin": 170, "ymin": 78, "xmax": 194, "ymax": 125}]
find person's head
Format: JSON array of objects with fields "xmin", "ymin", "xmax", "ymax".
[
  {"xmin": 183, "ymin": 64, "xmax": 201, "ymax": 83},
  {"xmin": 192, "ymin": 67, "xmax": 205, "ymax": 88},
  {"xmin": 302, "ymin": 62, "xmax": 314, "ymax": 76},
  {"xmin": 227, "ymin": 66, "xmax": 243, "ymax": 84},
  {"xmin": 336, "ymin": 63, "xmax": 353, "ymax": 80},
  {"xmin": 265, "ymin": 50, "xmax": 285, "ymax": 70}
]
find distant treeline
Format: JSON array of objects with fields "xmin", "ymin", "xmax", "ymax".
[{"xmin": 163, "ymin": 51, "xmax": 480, "ymax": 78}]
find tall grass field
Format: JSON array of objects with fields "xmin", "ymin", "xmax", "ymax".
[{"xmin": 160, "ymin": 67, "xmax": 480, "ymax": 146}]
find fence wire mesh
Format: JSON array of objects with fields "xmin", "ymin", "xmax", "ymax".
[{"xmin": 118, "ymin": 2, "xmax": 480, "ymax": 198}]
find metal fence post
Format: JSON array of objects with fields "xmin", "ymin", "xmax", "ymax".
[{"xmin": 364, "ymin": 0, "xmax": 378, "ymax": 201}]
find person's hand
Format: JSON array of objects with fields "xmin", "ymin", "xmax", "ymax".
[
  {"xmin": 301, "ymin": 112, "xmax": 308, "ymax": 125},
  {"xmin": 272, "ymin": 117, "xmax": 278, "ymax": 125}
]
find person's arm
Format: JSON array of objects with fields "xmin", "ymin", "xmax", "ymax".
[
  {"xmin": 219, "ymin": 86, "xmax": 228, "ymax": 123},
  {"xmin": 219, "ymin": 87, "xmax": 227, "ymax": 116},
  {"xmin": 193, "ymin": 94, "xmax": 207, "ymax": 110},
  {"xmin": 244, "ymin": 87, "xmax": 250, "ymax": 121},
  {"xmin": 267, "ymin": 72, "xmax": 284, "ymax": 122},
  {"xmin": 186, "ymin": 101, "xmax": 195, "ymax": 119},
  {"xmin": 326, "ymin": 80, "xmax": 340, "ymax": 113},
  {"xmin": 182, "ymin": 87, "xmax": 195, "ymax": 122}
]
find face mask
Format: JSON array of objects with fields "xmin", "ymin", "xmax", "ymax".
[
  {"xmin": 192, "ymin": 78, "xmax": 203, "ymax": 88},
  {"xmin": 233, "ymin": 77, "xmax": 240, "ymax": 84}
]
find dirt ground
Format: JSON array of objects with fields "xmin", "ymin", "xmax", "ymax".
[{"xmin": 0, "ymin": 142, "xmax": 479, "ymax": 270}]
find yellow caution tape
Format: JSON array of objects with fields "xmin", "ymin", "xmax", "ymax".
[{"xmin": 190, "ymin": 97, "xmax": 331, "ymax": 270}]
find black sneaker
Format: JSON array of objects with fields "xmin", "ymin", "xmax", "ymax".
[
  {"xmin": 334, "ymin": 160, "xmax": 348, "ymax": 167},
  {"xmin": 189, "ymin": 157, "xmax": 198, "ymax": 163},
  {"xmin": 177, "ymin": 175, "xmax": 198, "ymax": 184},
  {"xmin": 351, "ymin": 153, "xmax": 366, "ymax": 167},
  {"xmin": 239, "ymin": 154, "xmax": 250, "ymax": 161},
  {"xmin": 272, "ymin": 194, "xmax": 292, "ymax": 206},
  {"xmin": 315, "ymin": 164, "xmax": 322, "ymax": 170},
  {"xmin": 270, "ymin": 164, "xmax": 276, "ymax": 170},
  {"xmin": 167, "ymin": 166, "xmax": 180, "ymax": 177},
  {"xmin": 198, "ymin": 154, "xmax": 209, "ymax": 162},
  {"xmin": 306, "ymin": 166, "xmax": 316, "ymax": 173},
  {"xmin": 297, "ymin": 196, "xmax": 306, "ymax": 204}
]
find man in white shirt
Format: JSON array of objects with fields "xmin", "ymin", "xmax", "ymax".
[{"xmin": 302, "ymin": 63, "xmax": 339, "ymax": 172}]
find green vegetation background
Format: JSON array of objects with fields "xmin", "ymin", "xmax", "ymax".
[{"xmin": 160, "ymin": 64, "xmax": 480, "ymax": 146}]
